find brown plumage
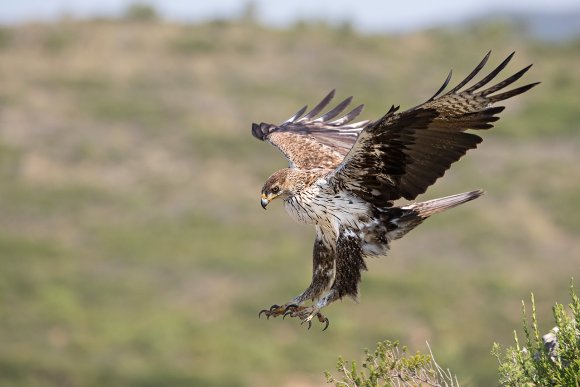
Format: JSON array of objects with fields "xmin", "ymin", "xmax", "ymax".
[{"xmin": 253, "ymin": 52, "xmax": 538, "ymax": 330}]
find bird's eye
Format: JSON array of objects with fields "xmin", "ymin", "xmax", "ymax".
[{"xmin": 271, "ymin": 186, "xmax": 280, "ymax": 194}]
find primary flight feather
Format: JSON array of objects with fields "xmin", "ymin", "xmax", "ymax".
[{"xmin": 252, "ymin": 52, "xmax": 538, "ymax": 330}]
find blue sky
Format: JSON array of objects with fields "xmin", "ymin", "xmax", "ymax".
[{"xmin": 2, "ymin": 0, "xmax": 579, "ymax": 32}]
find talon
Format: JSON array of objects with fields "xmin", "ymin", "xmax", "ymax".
[
  {"xmin": 260, "ymin": 302, "xmax": 326, "ymax": 330},
  {"xmin": 315, "ymin": 312, "xmax": 330, "ymax": 331},
  {"xmin": 321, "ymin": 317, "xmax": 330, "ymax": 331},
  {"xmin": 282, "ymin": 304, "xmax": 303, "ymax": 319},
  {"xmin": 283, "ymin": 304, "xmax": 297, "ymax": 314}
]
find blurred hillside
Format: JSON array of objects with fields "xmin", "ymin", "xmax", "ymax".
[{"xmin": 0, "ymin": 9, "xmax": 579, "ymax": 387}]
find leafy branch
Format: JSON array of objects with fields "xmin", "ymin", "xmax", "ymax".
[
  {"xmin": 325, "ymin": 340, "xmax": 459, "ymax": 387},
  {"xmin": 492, "ymin": 280, "xmax": 580, "ymax": 386},
  {"xmin": 326, "ymin": 280, "xmax": 580, "ymax": 386}
]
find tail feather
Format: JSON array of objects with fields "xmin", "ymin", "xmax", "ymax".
[
  {"xmin": 361, "ymin": 189, "xmax": 483, "ymax": 257},
  {"xmin": 404, "ymin": 189, "xmax": 484, "ymax": 218}
]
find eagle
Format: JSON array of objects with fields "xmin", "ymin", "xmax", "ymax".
[{"xmin": 252, "ymin": 52, "xmax": 537, "ymax": 330}]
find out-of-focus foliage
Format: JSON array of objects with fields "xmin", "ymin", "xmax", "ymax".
[
  {"xmin": 325, "ymin": 340, "xmax": 459, "ymax": 386},
  {"xmin": 492, "ymin": 282, "xmax": 580, "ymax": 386},
  {"xmin": 123, "ymin": 3, "xmax": 159, "ymax": 22},
  {"xmin": 0, "ymin": 6, "xmax": 579, "ymax": 387}
]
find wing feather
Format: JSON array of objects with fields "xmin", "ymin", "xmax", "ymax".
[
  {"xmin": 315, "ymin": 96, "xmax": 353, "ymax": 122},
  {"xmin": 283, "ymin": 105, "xmax": 308, "ymax": 124},
  {"xmin": 464, "ymin": 52, "xmax": 515, "ymax": 93},
  {"xmin": 330, "ymin": 104, "xmax": 365, "ymax": 126},
  {"xmin": 251, "ymin": 92, "xmax": 370, "ymax": 169},
  {"xmin": 330, "ymin": 52, "xmax": 538, "ymax": 205},
  {"xmin": 300, "ymin": 89, "xmax": 335, "ymax": 121},
  {"xmin": 445, "ymin": 51, "xmax": 491, "ymax": 94}
]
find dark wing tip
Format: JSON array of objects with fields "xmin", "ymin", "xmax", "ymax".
[
  {"xmin": 330, "ymin": 104, "xmax": 365, "ymax": 126},
  {"xmin": 301, "ymin": 89, "xmax": 336, "ymax": 121},
  {"xmin": 317, "ymin": 96, "xmax": 354, "ymax": 122},
  {"xmin": 426, "ymin": 70, "xmax": 453, "ymax": 102},
  {"xmin": 251, "ymin": 123, "xmax": 262, "ymax": 140},
  {"xmin": 464, "ymin": 51, "xmax": 516, "ymax": 93},
  {"xmin": 445, "ymin": 51, "xmax": 491, "ymax": 95},
  {"xmin": 488, "ymin": 81, "xmax": 540, "ymax": 103},
  {"xmin": 251, "ymin": 122, "xmax": 276, "ymax": 141},
  {"xmin": 284, "ymin": 105, "xmax": 308, "ymax": 124}
]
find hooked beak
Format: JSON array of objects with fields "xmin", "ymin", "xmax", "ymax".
[{"xmin": 260, "ymin": 194, "xmax": 269, "ymax": 210}]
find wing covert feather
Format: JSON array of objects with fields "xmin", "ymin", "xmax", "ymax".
[{"xmin": 251, "ymin": 90, "xmax": 370, "ymax": 169}]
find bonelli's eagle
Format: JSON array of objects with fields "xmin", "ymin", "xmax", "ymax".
[{"xmin": 252, "ymin": 52, "xmax": 537, "ymax": 330}]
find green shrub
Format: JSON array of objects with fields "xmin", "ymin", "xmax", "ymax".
[
  {"xmin": 492, "ymin": 281, "xmax": 580, "ymax": 386},
  {"xmin": 326, "ymin": 282, "xmax": 580, "ymax": 386},
  {"xmin": 325, "ymin": 340, "xmax": 459, "ymax": 386}
]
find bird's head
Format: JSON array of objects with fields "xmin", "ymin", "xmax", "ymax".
[{"xmin": 261, "ymin": 169, "xmax": 295, "ymax": 209}]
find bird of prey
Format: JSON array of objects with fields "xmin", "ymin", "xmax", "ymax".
[{"xmin": 252, "ymin": 52, "xmax": 537, "ymax": 330}]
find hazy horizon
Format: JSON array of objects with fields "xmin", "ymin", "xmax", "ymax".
[{"xmin": 2, "ymin": 0, "xmax": 580, "ymax": 33}]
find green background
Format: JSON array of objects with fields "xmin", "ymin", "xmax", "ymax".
[{"xmin": 0, "ymin": 8, "xmax": 579, "ymax": 386}]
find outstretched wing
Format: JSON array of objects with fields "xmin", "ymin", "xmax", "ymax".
[
  {"xmin": 251, "ymin": 90, "xmax": 370, "ymax": 170},
  {"xmin": 330, "ymin": 52, "xmax": 539, "ymax": 206}
]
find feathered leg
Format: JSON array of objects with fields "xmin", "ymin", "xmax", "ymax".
[
  {"xmin": 260, "ymin": 191, "xmax": 483, "ymax": 330},
  {"xmin": 259, "ymin": 227, "xmax": 336, "ymax": 329},
  {"xmin": 282, "ymin": 226, "xmax": 366, "ymax": 329},
  {"xmin": 300, "ymin": 192, "xmax": 481, "ymax": 324},
  {"xmin": 293, "ymin": 231, "xmax": 336, "ymax": 303}
]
